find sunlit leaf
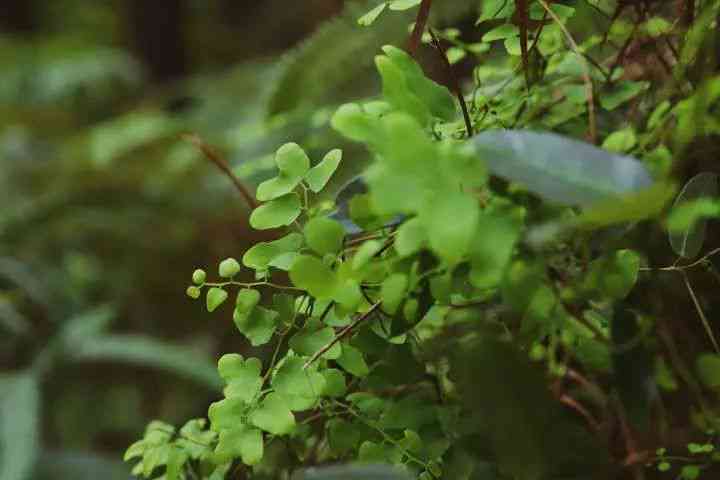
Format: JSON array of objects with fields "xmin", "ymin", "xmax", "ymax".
[
  {"xmin": 304, "ymin": 217, "xmax": 345, "ymax": 255},
  {"xmin": 217, "ymin": 354, "xmax": 263, "ymax": 402},
  {"xmin": 250, "ymin": 193, "xmax": 302, "ymax": 230},
  {"xmin": 249, "ymin": 393, "xmax": 295, "ymax": 435},
  {"xmin": 305, "ymin": 149, "xmax": 342, "ymax": 193},
  {"xmin": 358, "ymin": 3, "xmax": 388, "ymax": 26}
]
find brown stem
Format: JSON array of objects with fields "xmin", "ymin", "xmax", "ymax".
[
  {"xmin": 558, "ymin": 394, "xmax": 601, "ymax": 432},
  {"xmin": 181, "ymin": 133, "xmax": 259, "ymax": 210},
  {"xmin": 407, "ymin": 0, "xmax": 432, "ymax": 57},
  {"xmin": 428, "ymin": 28, "xmax": 474, "ymax": 137},
  {"xmin": 303, "ymin": 302, "xmax": 382, "ymax": 369}
]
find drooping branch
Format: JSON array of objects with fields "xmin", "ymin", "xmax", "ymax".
[{"xmin": 181, "ymin": 133, "xmax": 259, "ymax": 211}]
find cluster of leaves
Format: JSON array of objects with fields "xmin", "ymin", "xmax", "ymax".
[{"xmin": 123, "ymin": 1, "xmax": 720, "ymax": 479}]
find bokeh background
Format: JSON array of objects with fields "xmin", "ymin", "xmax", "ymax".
[{"xmin": 0, "ymin": 1, "xmax": 422, "ymax": 478}]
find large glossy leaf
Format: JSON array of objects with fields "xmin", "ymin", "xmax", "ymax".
[
  {"xmin": 71, "ymin": 334, "xmax": 222, "ymax": 391},
  {"xmin": 668, "ymin": 172, "xmax": 718, "ymax": 258},
  {"xmin": 472, "ymin": 130, "xmax": 654, "ymax": 206},
  {"xmin": 0, "ymin": 372, "xmax": 40, "ymax": 480},
  {"xmin": 293, "ymin": 464, "xmax": 412, "ymax": 480}
]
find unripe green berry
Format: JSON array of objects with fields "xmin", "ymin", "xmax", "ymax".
[
  {"xmin": 192, "ymin": 269, "xmax": 207, "ymax": 285},
  {"xmin": 218, "ymin": 258, "xmax": 241, "ymax": 278},
  {"xmin": 186, "ymin": 286, "xmax": 201, "ymax": 299}
]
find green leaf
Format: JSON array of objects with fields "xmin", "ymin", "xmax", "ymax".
[
  {"xmin": 469, "ymin": 205, "xmax": 525, "ymax": 289},
  {"xmin": 379, "ymin": 46, "xmax": 456, "ymax": 122},
  {"xmin": 165, "ymin": 447, "xmax": 188, "ymax": 480},
  {"xmin": 321, "ymin": 369, "xmax": 347, "ymax": 397},
  {"xmin": 214, "ymin": 424, "xmax": 263, "ymax": 465},
  {"xmin": 305, "ymin": 149, "xmax": 342, "ymax": 193},
  {"xmin": 389, "ymin": 0, "xmax": 422, "ymax": 10},
  {"xmin": 242, "ymin": 233, "xmax": 303, "ymax": 271},
  {"xmin": 217, "ymin": 354, "xmax": 263, "ymax": 402},
  {"xmin": 352, "ymin": 240, "xmax": 383, "ymax": 270},
  {"xmin": 668, "ymin": 172, "xmax": 719, "ymax": 258},
  {"xmin": 381, "ymin": 273, "xmax": 407, "ymax": 314},
  {"xmin": 249, "ymin": 393, "xmax": 296, "ymax": 435},
  {"xmin": 234, "ymin": 290, "xmax": 280, "ymax": 346},
  {"xmin": 272, "ymin": 356, "xmax": 326, "ymax": 411},
  {"xmin": 73, "ymin": 334, "xmax": 222, "ymax": 391},
  {"xmin": 304, "ymin": 217, "xmax": 346, "ymax": 255},
  {"xmin": 289, "ymin": 322, "xmax": 342, "ymax": 360},
  {"xmin": 289, "ymin": 255, "xmax": 338, "ymax": 299},
  {"xmin": 483, "ymin": 24, "xmax": 519, "ymax": 41},
  {"xmin": 420, "ymin": 191, "xmax": 478, "ymax": 264},
  {"xmin": 0, "ymin": 372, "xmax": 39, "ymax": 480},
  {"xmin": 680, "ymin": 465, "xmax": 701, "ymax": 480},
  {"xmin": 478, "ymin": 0, "xmax": 514, "ymax": 22},
  {"xmin": 602, "ymin": 128, "xmax": 637, "ymax": 153},
  {"xmin": 696, "ymin": 353, "xmax": 720, "ymax": 388},
  {"xmin": 600, "ymin": 81, "xmax": 649, "ymax": 111},
  {"xmin": 209, "ymin": 397, "xmax": 247, "ymax": 432},
  {"xmin": 358, "ymin": 3, "xmax": 388, "ymax": 26},
  {"xmin": 583, "ymin": 250, "xmax": 640, "ymax": 301},
  {"xmin": 394, "ymin": 217, "xmax": 427, "ymax": 257},
  {"xmin": 256, "ymin": 143, "xmax": 310, "ymax": 201},
  {"xmin": 206, "ymin": 287, "xmax": 228, "ymax": 312},
  {"xmin": 249, "ymin": 193, "xmax": 302, "ymax": 230},
  {"xmin": 336, "ymin": 343, "xmax": 369, "ymax": 377},
  {"xmin": 473, "ymin": 130, "xmax": 654, "ymax": 207}
]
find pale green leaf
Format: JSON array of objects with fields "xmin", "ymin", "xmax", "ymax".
[
  {"xmin": 217, "ymin": 354, "xmax": 263, "ymax": 402},
  {"xmin": 336, "ymin": 344, "xmax": 369, "ymax": 377},
  {"xmin": 250, "ymin": 193, "xmax": 302, "ymax": 230},
  {"xmin": 306, "ymin": 149, "xmax": 342, "ymax": 193},
  {"xmin": 249, "ymin": 393, "xmax": 295, "ymax": 435},
  {"xmin": 289, "ymin": 322, "xmax": 341, "ymax": 360},
  {"xmin": 381, "ymin": 273, "xmax": 407, "ymax": 314},
  {"xmin": 289, "ymin": 255, "xmax": 338, "ymax": 299},
  {"xmin": 304, "ymin": 217, "xmax": 345, "ymax": 255},
  {"xmin": 389, "ymin": 0, "xmax": 422, "ymax": 10},
  {"xmin": 206, "ymin": 287, "xmax": 228, "ymax": 312},
  {"xmin": 214, "ymin": 425, "xmax": 263, "ymax": 465},
  {"xmin": 358, "ymin": 2, "xmax": 388, "ymax": 26},
  {"xmin": 242, "ymin": 233, "xmax": 303, "ymax": 271},
  {"xmin": 256, "ymin": 143, "xmax": 310, "ymax": 201},
  {"xmin": 272, "ymin": 357, "xmax": 326, "ymax": 411}
]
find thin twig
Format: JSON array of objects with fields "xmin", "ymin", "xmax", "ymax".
[
  {"xmin": 407, "ymin": 0, "xmax": 433, "ymax": 57},
  {"xmin": 537, "ymin": 0, "xmax": 597, "ymax": 143},
  {"xmin": 682, "ymin": 270, "xmax": 720, "ymax": 353},
  {"xmin": 428, "ymin": 28, "xmax": 474, "ymax": 137},
  {"xmin": 640, "ymin": 247, "xmax": 720, "ymax": 272},
  {"xmin": 181, "ymin": 133, "xmax": 259, "ymax": 210},
  {"xmin": 303, "ymin": 302, "xmax": 382, "ymax": 369}
]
